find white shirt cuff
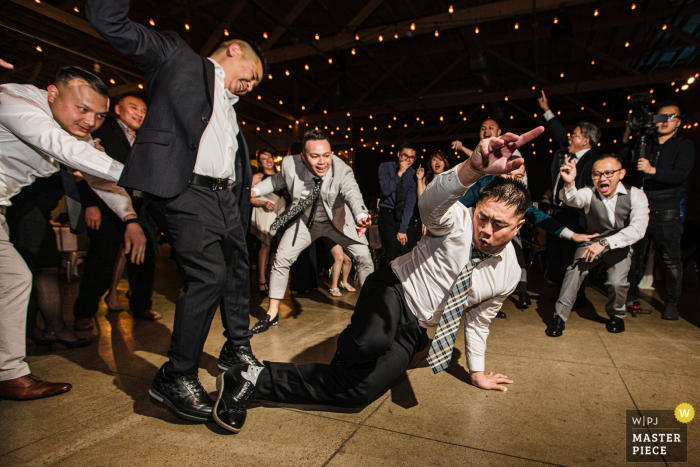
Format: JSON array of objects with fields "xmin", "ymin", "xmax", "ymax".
[
  {"xmin": 467, "ymin": 355, "xmax": 485, "ymax": 372},
  {"xmin": 251, "ymin": 186, "xmax": 260, "ymax": 197},
  {"xmin": 356, "ymin": 212, "xmax": 370, "ymax": 223},
  {"xmin": 544, "ymin": 110, "xmax": 555, "ymax": 121},
  {"xmin": 106, "ymin": 159, "xmax": 124, "ymax": 182},
  {"xmin": 559, "ymin": 228, "xmax": 574, "ymax": 240}
]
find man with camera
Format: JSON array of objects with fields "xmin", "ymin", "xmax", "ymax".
[{"xmin": 620, "ymin": 101, "xmax": 695, "ymax": 320}]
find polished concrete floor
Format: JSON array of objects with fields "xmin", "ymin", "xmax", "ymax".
[{"xmin": 1, "ymin": 246, "xmax": 699, "ymax": 466}]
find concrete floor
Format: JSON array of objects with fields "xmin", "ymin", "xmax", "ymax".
[{"xmin": 1, "ymin": 246, "xmax": 699, "ymax": 466}]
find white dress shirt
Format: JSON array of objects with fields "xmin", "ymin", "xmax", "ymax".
[
  {"xmin": 0, "ymin": 84, "xmax": 135, "ymax": 219},
  {"xmin": 193, "ymin": 59, "xmax": 239, "ymax": 181},
  {"xmin": 391, "ymin": 163, "xmax": 521, "ymax": 372},
  {"xmin": 563, "ymin": 183, "xmax": 649, "ymax": 250}
]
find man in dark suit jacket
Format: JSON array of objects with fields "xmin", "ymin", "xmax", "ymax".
[
  {"xmin": 538, "ymin": 91, "xmax": 599, "ymax": 296},
  {"xmin": 87, "ymin": 0, "xmax": 264, "ymax": 423},
  {"xmin": 73, "ymin": 93, "xmax": 160, "ymax": 329}
]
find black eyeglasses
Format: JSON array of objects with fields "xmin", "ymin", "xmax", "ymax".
[{"xmin": 592, "ymin": 169, "xmax": 623, "ymax": 180}]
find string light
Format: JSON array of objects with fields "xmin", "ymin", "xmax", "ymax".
[
  {"xmin": 534, "ymin": 113, "xmax": 537, "ymax": 118},
  {"xmin": 410, "ymin": 23, "xmax": 416, "ymax": 31},
  {"xmin": 591, "ymin": 60, "xmax": 595, "ymax": 65},
  {"xmin": 184, "ymin": 24, "xmax": 190, "ymax": 30},
  {"xmin": 347, "ymin": 112, "xmax": 351, "ymax": 116},
  {"xmin": 514, "ymin": 23, "xmax": 519, "ymax": 30},
  {"xmin": 394, "ymin": 32, "xmax": 399, "ymax": 39},
  {"xmin": 662, "ymin": 24, "xmax": 667, "ymax": 30},
  {"xmin": 224, "ymin": 29, "xmax": 229, "ymax": 36},
  {"xmin": 149, "ymin": 19, "xmax": 155, "ymax": 26},
  {"xmin": 263, "ymin": 32, "xmax": 268, "ymax": 39},
  {"xmin": 682, "ymin": 84, "xmax": 689, "ymax": 90},
  {"xmin": 532, "ymin": 85, "xmax": 536, "ymax": 90},
  {"xmin": 138, "ymin": 84, "xmax": 143, "ymax": 89},
  {"xmin": 688, "ymin": 77, "xmax": 695, "ymax": 84},
  {"xmin": 35, "ymin": 46, "xmax": 43, "ymax": 52},
  {"xmin": 315, "ymin": 33, "xmax": 320, "ymax": 40},
  {"xmin": 434, "ymin": 30, "xmax": 439, "ymax": 37},
  {"xmin": 560, "ymin": 72, "xmax": 565, "ymax": 78},
  {"xmin": 481, "ymin": 104, "xmax": 485, "ymax": 109},
  {"xmin": 505, "ymin": 96, "xmax": 509, "ymax": 101},
  {"xmin": 475, "ymin": 27, "xmax": 479, "ymax": 34},
  {"xmin": 73, "ymin": 6, "xmax": 79, "ymax": 12},
  {"xmin": 378, "ymin": 35, "xmax": 384, "ymax": 42},
  {"xmin": 285, "ymin": 70, "xmax": 290, "ymax": 76},
  {"xmin": 324, "ymin": 109, "xmax": 328, "ymax": 114},
  {"xmin": 109, "ymin": 78, "xmax": 115, "ymax": 84},
  {"xmin": 631, "ymin": 3, "xmax": 636, "ymax": 10},
  {"xmin": 625, "ymin": 41, "xmax": 630, "ymax": 47},
  {"xmin": 594, "ymin": 9, "xmax": 599, "ymax": 16},
  {"xmin": 305, "ymin": 64, "xmax": 309, "ymax": 70},
  {"xmin": 607, "ymin": 118, "xmax": 611, "ymax": 122},
  {"xmin": 440, "ymin": 116, "xmax": 443, "ymax": 121},
  {"xmin": 448, "ymin": 5, "xmax": 454, "ymax": 14},
  {"xmin": 257, "ymin": 95, "xmax": 261, "ymax": 100},
  {"xmin": 553, "ymin": 17, "xmax": 558, "ymax": 24},
  {"xmin": 351, "ymin": 48, "xmax": 356, "ymax": 55},
  {"xmin": 603, "ymin": 102, "xmax": 607, "ymax": 106},
  {"xmin": 328, "ymin": 58, "xmax": 333, "ymax": 64},
  {"xmin": 671, "ymin": 81, "xmax": 675, "ymax": 86},
  {"xmin": 581, "ymin": 106, "xmax": 585, "ymax": 110},
  {"xmin": 279, "ymin": 100, "xmax": 283, "ymax": 105},
  {"xmin": 510, "ymin": 115, "xmax": 513, "ymax": 119},
  {"xmin": 355, "ymin": 34, "xmax": 360, "ymax": 40}
]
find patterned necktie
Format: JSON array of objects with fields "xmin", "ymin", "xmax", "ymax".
[
  {"xmin": 426, "ymin": 248, "xmax": 490, "ymax": 374},
  {"xmin": 58, "ymin": 164, "xmax": 86, "ymax": 234},
  {"xmin": 270, "ymin": 177, "xmax": 322, "ymax": 231}
]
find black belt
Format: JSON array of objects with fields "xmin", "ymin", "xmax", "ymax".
[{"xmin": 189, "ymin": 173, "xmax": 234, "ymax": 191}]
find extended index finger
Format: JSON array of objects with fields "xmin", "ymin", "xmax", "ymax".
[{"xmin": 514, "ymin": 126, "xmax": 545, "ymax": 148}]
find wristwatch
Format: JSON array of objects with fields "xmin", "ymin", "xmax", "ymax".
[{"xmin": 598, "ymin": 238, "xmax": 609, "ymax": 248}]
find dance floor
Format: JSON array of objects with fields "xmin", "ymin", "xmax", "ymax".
[{"xmin": 2, "ymin": 245, "xmax": 699, "ymax": 466}]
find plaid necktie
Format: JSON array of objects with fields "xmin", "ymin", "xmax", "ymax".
[
  {"xmin": 58, "ymin": 164, "xmax": 86, "ymax": 234},
  {"xmin": 270, "ymin": 177, "xmax": 322, "ymax": 231},
  {"xmin": 426, "ymin": 248, "xmax": 490, "ymax": 374}
]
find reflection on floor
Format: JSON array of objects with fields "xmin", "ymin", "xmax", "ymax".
[{"xmin": 2, "ymin": 245, "xmax": 699, "ymax": 466}]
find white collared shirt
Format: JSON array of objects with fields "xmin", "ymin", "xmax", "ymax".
[
  {"xmin": 194, "ymin": 59, "xmax": 239, "ymax": 181},
  {"xmin": 563, "ymin": 183, "xmax": 649, "ymax": 250},
  {"xmin": 391, "ymin": 164, "xmax": 521, "ymax": 372},
  {"xmin": 0, "ymin": 84, "xmax": 135, "ymax": 219}
]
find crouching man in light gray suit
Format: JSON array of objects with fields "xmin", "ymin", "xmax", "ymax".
[{"xmin": 250, "ymin": 129, "xmax": 373, "ymax": 332}]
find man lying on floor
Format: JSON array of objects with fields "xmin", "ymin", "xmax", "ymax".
[{"xmin": 212, "ymin": 126, "xmax": 545, "ymax": 433}]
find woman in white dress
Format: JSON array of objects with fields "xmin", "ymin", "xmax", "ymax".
[{"xmin": 250, "ymin": 149, "xmax": 286, "ymax": 296}]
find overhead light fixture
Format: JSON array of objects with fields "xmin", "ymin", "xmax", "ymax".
[
  {"xmin": 553, "ymin": 17, "xmax": 558, "ymax": 24},
  {"xmin": 631, "ymin": 3, "xmax": 636, "ymax": 10},
  {"xmin": 149, "ymin": 19, "xmax": 155, "ymax": 26},
  {"xmin": 110, "ymin": 78, "xmax": 116, "ymax": 84},
  {"xmin": 351, "ymin": 48, "xmax": 356, "ymax": 55},
  {"xmin": 394, "ymin": 32, "xmax": 399, "ymax": 39},
  {"xmin": 434, "ymin": 30, "xmax": 439, "ymax": 37},
  {"xmin": 315, "ymin": 33, "xmax": 320, "ymax": 40},
  {"xmin": 378, "ymin": 35, "xmax": 383, "ymax": 41},
  {"xmin": 184, "ymin": 24, "xmax": 189, "ymax": 30},
  {"xmin": 514, "ymin": 23, "xmax": 519, "ymax": 30},
  {"xmin": 410, "ymin": 23, "xmax": 416, "ymax": 31},
  {"xmin": 449, "ymin": 5, "xmax": 454, "ymax": 14},
  {"xmin": 355, "ymin": 34, "xmax": 360, "ymax": 40},
  {"xmin": 662, "ymin": 24, "xmax": 667, "ymax": 30},
  {"xmin": 285, "ymin": 70, "xmax": 290, "ymax": 76},
  {"xmin": 224, "ymin": 29, "xmax": 229, "ymax": 36},
  {"xmin": 36, "ymin": 46, "xmax": 43, "ymax": 52},
  {"xmin": 305, "ymin": 64, "xmax": 309, "ymax": 70},
  {"xmin": 138, "ymin": 84, "xmax": 143, "ymax": 89},
  {"xmin": 328, "ymin": 58, "xmax": 333, "ymax": 64},
  {"xmin": 279, "ymin": 100, "xmax": 283, "ymax": 105},
  {"xmin": 475, "ymin": 27, "xmax": 479, "ymax": 34},
  {"xmin": 268, "ymin": 73, "xmax": 272, "ymax": 79},
  {"xmin": 73, "ymin": 6, "xmax": 79, "ymax": 13},
  {"xmin": 257, "ymin": 95, "xmax": 261, "ymax": 100},
  {"xmin": 591, "ymin": 60, "xmax": 595, "ymax": 65},
  {"xmin": 263, "ymin": 32, "xmax": 268, "ymax": 39},
  {"xmin": 594, "ymin": 9, "xmax": 599, "ymax": 16},
  {"xmin": 688, "ymin": 77, "xmax": 695, "ymax": 84}
]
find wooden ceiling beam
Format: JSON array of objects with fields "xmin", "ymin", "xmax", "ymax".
[
  {"xmin": 301, "ymin": 72, "xmax": 344, "ymax": 115},
  {"xmin": 299, "ymin": 67, "xmax": 699, "ymax": 123},
  {"xmin": 648, "ymin": 19, "xmax": 700, "ymax": 50},
  {"xmin": 347, "ymin": 0, "xmax": 386, "ymax": 30},
  {"xmin": 262, "ymin": 0, "xmax": 314, "ymax": 51},
  {"xmin": 198, "ymin": 0, "xmax": 250, "ymax": 56},
  {"xmin": 352, "ymin": 58, "xmax": 407, "ymax": 108},
  {"xmin": 416, "ymin": 56, "xmax": 467, "ymax": 98},
  {"xmin": 563, "ymin": 36, "xmax": 639, "ymax": 75},
  {"xmin": 10, "ymin": 0, "xmax": 104, "ymax": 41}
]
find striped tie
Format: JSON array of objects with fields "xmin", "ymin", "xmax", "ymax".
[{"xmin": 426, "ymin": 248, "xmax": 490, "ymax": 374}]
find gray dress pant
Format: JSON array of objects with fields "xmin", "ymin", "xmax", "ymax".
[
  {"xmin": 555, "ymin": 244, "xmax": 631, "ymax": 322},
  {"xmin": 269, "ymin": 216, "xmax": 374, "ymax": 300}
]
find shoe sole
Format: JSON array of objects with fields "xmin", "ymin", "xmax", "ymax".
[
  {"xmin": 545, "ymin": 330, "xmax": 563, "ymax": 337},
  {"xmin": 213, "ymin": 373, "xmax": 241, "ymax": 434},
  {"xmin": 148, "ymin": 388, "xmax": 211, "ymax": 423}
]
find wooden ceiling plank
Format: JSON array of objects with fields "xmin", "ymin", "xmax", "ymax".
[
  {"xmin": 347, "ymin": 0, "xmax": 386, "ymax": 30},
  {"xmin": 563, "ymin": 36, "xmax": 639, "ymax": 75},
  {"xmin": 198, "ymin": 0, "xmax": 250, "ymax": 56},
  {"xmin": 10, "ymin": 0, "xmax": 104, "ymax": 41},
  {"xmin": 262, "ymin": 0, "xmax": 314, "ymax": 51}
]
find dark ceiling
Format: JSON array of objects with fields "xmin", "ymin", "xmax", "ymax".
[{"xmin": 1, "ymin": 0, "xmax": 700, "ymax": 166}]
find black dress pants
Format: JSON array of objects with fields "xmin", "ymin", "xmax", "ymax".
[
  {"xmin": 378, "ymin": 208, "xmax": 417, "ymax": 263},
  {"xmin": 73, "ymin": 206, "xmax": 157, "ymax": 318},
  {"xmin": 628, "ymin": 210, "xmax": 683, "ymax": 304},
  {"xmin": 148, "ymin": 185, "xmax": 251, "ymax": 375},
  {"xmin": 253, "ymin": 266, "xmax": 428, "ymax": 407}
]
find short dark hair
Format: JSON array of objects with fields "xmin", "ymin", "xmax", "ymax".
[
  {"xmin": 114, "ymin": 92, "xmax": 146, "ymax": 108},
  {"xmin": 478, "ymin": 177, "xmax": 531, "ymax": 219},
  {"xmin": 242, "ymin": 39, "xmax": 268, "ymax": 76},
  {"xmin": 302, "ymin": 129, "xmax": 330, "ymax": 152},
  {"xmin": 398, "ymin": 142, "xmax": 418, "ymax": 153},
  {"xmin": 578, "ymin": 121, "xmax": 601, "ymax": 145},
  {"xmin": 594, "ymin": 153, "xmax": 623, "ymax": 167},
  {"xmin": 656, "ymin": 100, "xmax": 681, "ymax": 114},
  {"xmin": 54, "ymin": 66, "xmax": 108, "ymax": 97}
]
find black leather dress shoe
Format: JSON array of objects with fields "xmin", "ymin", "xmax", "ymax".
[
  {"xmin": 495, "ymin": 311, "xmax": 507, "ymax": 319},
  {"xmin": 149, "ymin": 364, "xmax": 213, "ymax": 422},
  {"xmin": 545, "ymin": 315, "xmax": 565, "ymax": 337},
  {"xmin": 515, "ymin": 281, "xmax": 531, "ymax": 309},
  {"xmin": 214, "ymin": 364, "xmax": 261, "ymax": 433},
  {"xmin": 606, "ymin": 316, "xmax": 626, "ymax": 333},
  {"xmin": 251, "ymin": 313, "xmax": 279, "ymax": 334},
  {"xmin": 661, "ymin": 302, "xmax": 679, "ymax": 321},
  {"xmin": 218, "ymin": 344, "xmax": 262, "ymax": 372}
]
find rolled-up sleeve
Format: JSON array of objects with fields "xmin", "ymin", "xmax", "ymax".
[{"xmin": 464, "ymin": 294, "xmax": 507, "ymax": 372}]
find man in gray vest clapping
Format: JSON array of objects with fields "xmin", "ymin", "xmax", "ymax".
[{"xmin": 546, "ymin": 154, "xmax": 649, "ymax": 337}]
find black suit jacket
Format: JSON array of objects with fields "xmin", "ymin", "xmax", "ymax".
[
  {"xmin": 86, "ymin": 0, "xmax": 252, "ymax": 229},
  {"xmin": 546, "ymin": 115, "xmax": 597, "ymax": 232},
  {"xmin": 92, "ymin": 117, "xmax": 131, "ymax": 166}
]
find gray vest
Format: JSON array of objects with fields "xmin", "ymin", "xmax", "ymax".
[{"xmin": 585, "ymin": 187, "xmax": 632, "ymax": 239}]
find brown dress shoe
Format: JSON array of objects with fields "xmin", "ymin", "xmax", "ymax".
[
  {"xmin": 0, "ymin": 374, "xmax": 72, "ymax": 400},
  {"xmin": 73, "ymin": 318, "xmax": 94, "ymax": 331},
  {"xmin": 134, "ymin": 309, "xmax": 162, "ymax": 321}
]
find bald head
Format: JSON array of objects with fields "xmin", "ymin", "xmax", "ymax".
[{"xmin": 480, "ymin": 119, "xmax": 501, "ymax": 140}]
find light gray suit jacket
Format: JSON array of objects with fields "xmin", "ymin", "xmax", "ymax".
[{"xmin": 253, "ymin": 154, "xmax": 369, "ymax": 244}]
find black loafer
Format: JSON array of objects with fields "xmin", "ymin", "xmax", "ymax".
[
  {"xmin": 251, "ymin": 314, "xmax": 279, "ymax": 334},
  {"xmin": 495, "ymin": 311, "xmax": 507, "ymax": 319},
  {"xmin": 545, "ymin": 315, "xmax": 565, "ymax": 337},
  {"xmin": 661, "ymin": 303, "xmax": 679, "ymax": 321},
  {"xmin": 606, "ymin": 316, "xmax": 626, "ymax": 333},
  {"xmin": 213, "ymin": 364, "xmax": 261, "ymax": 433},
  {"xmin": 148, "ymin": 364, "xmax": 213, "ymax": 423},
  {"xmin": 515, "ymin": 282, "xmax": 531, "ymax": 309},
  {"xmin": 218, "ymin": 344, "xmax": 262, "ymax": 372}
]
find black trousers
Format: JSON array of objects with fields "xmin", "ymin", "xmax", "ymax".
[
  {"xmin": 254, "ymin": 266, "xmax": 428, "ymax": 407},
  {"xmin": 628, "ymin": 210, "xmax": 683, "ymax": 304},
  {"xmin": 378, "ymin": 208, "xmax": 417, "ymax": 263},
  {"xmin": 148, "ymin": 185, "xmax": 252, "ymax": 375},
  {"xmin": 73, "ymin": 205, "xmax": 157, "ymax": 318}
]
